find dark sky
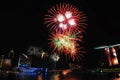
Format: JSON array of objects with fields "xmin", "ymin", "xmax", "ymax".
[{"xmin": 0, "ymin": 0, "xmax": 120, "ymax": 67}]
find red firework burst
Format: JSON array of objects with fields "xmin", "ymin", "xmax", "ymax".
[{"xmin": 44, "ymin": 3, "xmax": 87, "ymax": 32}]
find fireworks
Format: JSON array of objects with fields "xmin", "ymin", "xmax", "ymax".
[
  {"xmin": 50, "ymin": 53, "xmax": 60, "ymax": 61},
  {"xmin": 49, "ymin": 32, "xmax": 79, "ymax": 53},
  {"xmin": 44, "ymin": 3, "xmax": 87, "ymax": 32},
  {"xmin": 26, "ymin": 46, "xmax": 48, "ymax": 58},
  {"xmin": 49, "ymin": 31, "xmax": 84, "ymax": 61},
  {"xmin": 44, "ymin": 3, "xmax": 87, "ymax": 61}
]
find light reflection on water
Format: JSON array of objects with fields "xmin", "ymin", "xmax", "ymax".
[
  {"xmin": 49, "ymin": 73, "xmax": 60, "ymax": 80},
  {"xmin": 1, "ymin": 72, "xmax": 120, "ymax": 80},
  {"xmin": 37, "ymin": 75, "xmax": 42, "ymax": 80},
  {"xmin": 112, "ymin": 78, "xmax": 120, "ymax": 80}
]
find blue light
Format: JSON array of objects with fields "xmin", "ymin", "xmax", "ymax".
[
  {"xmin": 17, "ymin": 67, "xmax": 48, "ymax": 74},
  {"xmin": 45, "ymin": 68, "xmax": 48, "ymax": 73}
]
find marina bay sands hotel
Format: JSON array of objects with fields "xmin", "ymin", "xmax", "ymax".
[{"xmin": 94, "ymin": 43, "xmax": 120, "ymax": 67}]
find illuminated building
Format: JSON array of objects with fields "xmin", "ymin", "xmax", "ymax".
[{"xmin": 94, "ymin": 43, "xmax": 120, "ymax": 67}]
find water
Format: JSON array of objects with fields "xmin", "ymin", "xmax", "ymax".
[{"xmin": 0, "ymin": 72, "xmax": 120, "ymax": 80}]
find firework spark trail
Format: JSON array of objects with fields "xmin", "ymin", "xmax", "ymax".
[
  {"xmin": 44, "ymin": 3, "xmax": 87, "ymax": 33},
  {"xmin": 44, "ymin": 3, "xmax": 87, "ymax": 62},
  {"xmin": 48, "ymin": 31, "xmax": 85, "ymax": 61}
]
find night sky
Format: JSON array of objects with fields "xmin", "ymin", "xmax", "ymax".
[{"xmin": 0, "ymin": 0, "xmax": 120, "ymax": 68}]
